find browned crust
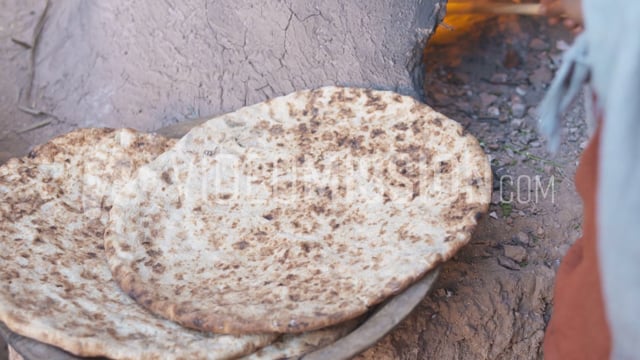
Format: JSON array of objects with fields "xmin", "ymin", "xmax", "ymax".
[
  {"xmin": 0, "ymin": 128, "xmax": 275, "ymax": 358},
  {"xmin": 105, "ymin": 87, "xmax": 493, "ymax": 334},
  {"xmin": 112, "ymin": 258, "xmax": 448, "ymax": 334}
]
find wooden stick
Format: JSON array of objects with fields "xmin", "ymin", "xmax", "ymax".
[
  {"xmin": 18, "ymin": 120, "xmax": 51, "ymax": 134},
  {"xmin": 446, "ymin": 3, "xmax": 548, "ymax": 16}
]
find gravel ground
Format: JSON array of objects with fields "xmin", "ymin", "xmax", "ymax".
[{"xmin": 357, "ymin": 14, "xmax": 588, "ymax": 360}]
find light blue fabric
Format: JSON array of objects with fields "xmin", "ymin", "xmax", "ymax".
[
  {"xmin": 539, "ymin": 1, "xmax": 640, "ymax": 357},
  {"xmin": 538, "ymin": 34, "xmax": 590, "ymax": 153},
  {"xmin": 585, "ymin": 1, "xmax": 640, "ymax": 358}
]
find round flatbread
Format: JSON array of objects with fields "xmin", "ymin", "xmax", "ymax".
[
  {"xmin": 0, "ymin": 128, "xmax": 275, "ymax": 359},
  {"xmin": 105, "ymin": 87, "xmax": 492, "ymax": 334}
]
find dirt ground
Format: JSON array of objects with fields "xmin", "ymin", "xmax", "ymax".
[
  {"xmin": 355, "ymin": 15, "xmax": 586, "ymax": 359},
  {"xmin": 0, "ymin": 7, "xmax": 586, "ymax": 360}
]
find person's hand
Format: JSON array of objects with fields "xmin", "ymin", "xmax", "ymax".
[{"xmin": 540, "ymin": 0, "xmax": 583, "ymax": 34}]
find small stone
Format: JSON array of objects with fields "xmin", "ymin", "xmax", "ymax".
[
  {"xmin": 492, "ymin": 178, "xmax": 501, "ymax": 191},
  {"xmin": 489, "ymin": 211, "xmax": 498, "ymax": 219},
  {"xmin": 491, "ymin": 191, "xmax": 502, "ymax": 205},
  {"xmin": 511, "ymin": 103, "xmax": 527, "ymax": 118},
  {"xmin": 432, "ymin": 92, "xmax": 451, "ymax": 105},
  {"xmin": 530, "ymin": 141, "xmax": 541, "ymax": 148},
  {"xmin": 511, "ymin": 94, "xmax": 523, "ymax": 104},
  {"xmin": 556, "ymin": 40, "xmax": 570, "ymax": 51},
  {"xmin": 497, "ymin": 256, "xmax": 521, "ymax": 271},
  {"xmin": 506, "ymin": 147, "xmax": 515, "ymax": 157},
  {"xmin": 536, "ymin": 227, "xmax": 545, "ymax": 236},
  {"xmin": 530, "ymin": 67, "xmax": 553, "ymax": 88},
  {"xmin": 580, "ymin": 140, "xmax": 589, "ymax": 149},
  {"xmin": 514, "ymin": 231, "xmax": 530, "ymax": 245},
  {"xmin": 514, "ymin": 70, "xmax": 528, "ymax": 82},
  {"xmin": 487, "ymin": 106, "xmax": 500, "ymax": 118},
  {"xmin": 511, "ymin": 118, "xmax": 524, "ymax": 129},
  {"xmin": 491, "ymin": 73, "xmax": 508, "ymax": 83},
  {"xmin": 550, "ymin": 53, "xmax": 563, "ymax": 68},
  {"xmin": 488, "ymin": 143, "xmax": 500, "ymax": 151},
  {"xmin": 537, "ymin": 52, "xmax": 550, "ymax": 62},
  {"xmin": 517, "ymin": 132, "xmax": 534, "ymax": 145},
  {"xmin": 529, "ymin": 38, "xmax": 549, "ymax": 51},
  {"xmin": 480, "ymin": 92, "xmax": 498, "ymax": 108},
  {"xmin": 504, "ymin": 245, "xmax": 527, "ymax": 263},
  {"xmin": 558, "ymin": 244, "xmax": 571, "ymax": 256}
]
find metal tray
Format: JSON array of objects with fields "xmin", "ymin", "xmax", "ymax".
[{"xmin": 1, "ymin": 269, "xmax": 438, "ymax": 360}]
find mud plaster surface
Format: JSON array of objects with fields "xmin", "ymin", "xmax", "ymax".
[{"xmin": 0, "ymin": 0, "xmax": 444, "ymax": 164}]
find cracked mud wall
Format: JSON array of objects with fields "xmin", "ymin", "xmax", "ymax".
[{"xmin": 5, "ymin": 0, "xmax": 445, "ymax": 143}]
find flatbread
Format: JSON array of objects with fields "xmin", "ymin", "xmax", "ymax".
[
  {"xmin": 241, "ymin": 319, "xmax": 361, "ymax": 360},
  {"xmin": 242, "ymin": 322, "xmax": 360, "ymax": 360},
  {"xmin": 0, "ymin": 128, "xmax": 275, "ymax": 359},
  {"xmin": 105, "ymin": 87, "xmax": 492, "ymax": 334}
]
